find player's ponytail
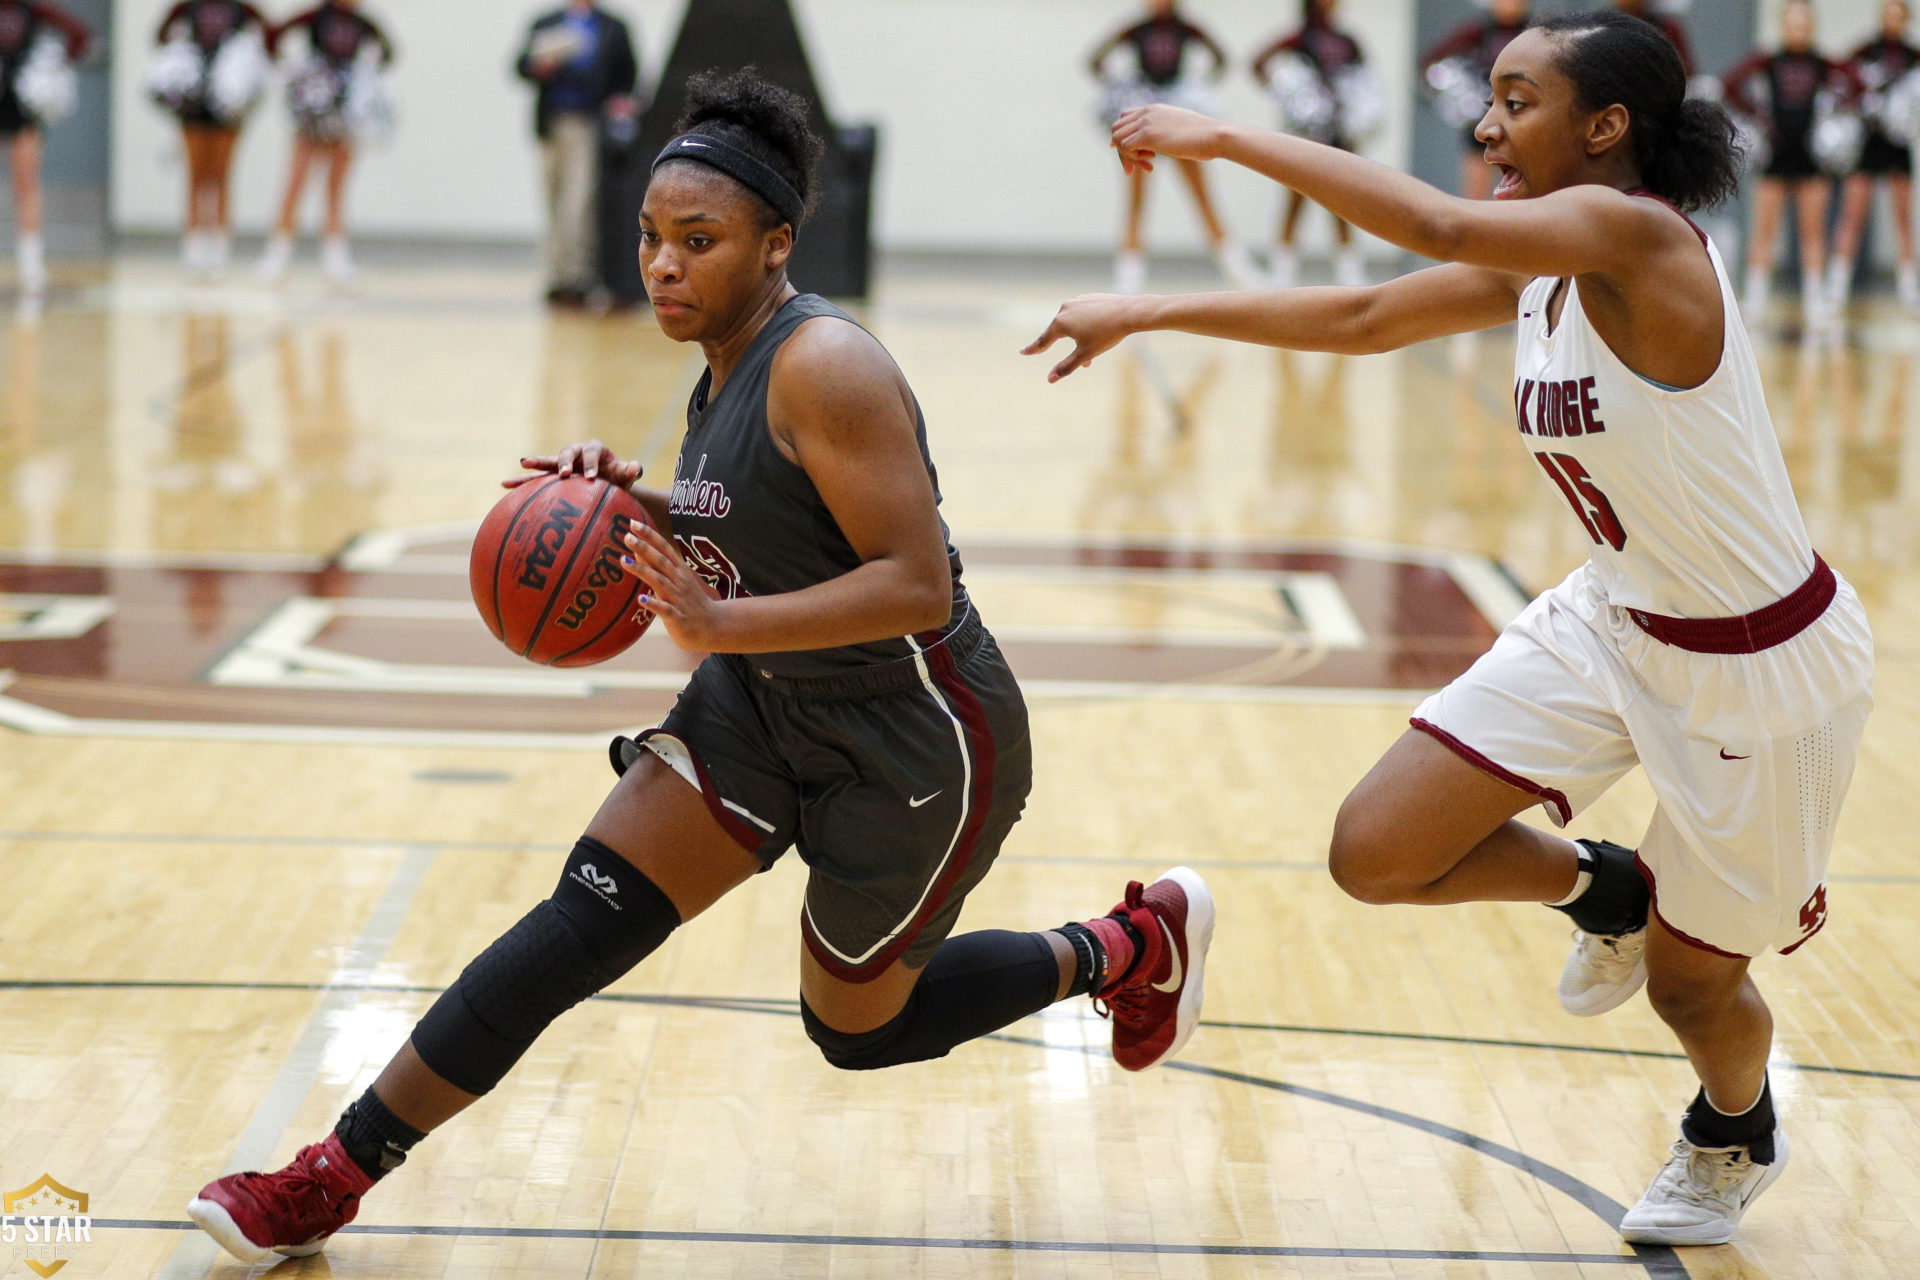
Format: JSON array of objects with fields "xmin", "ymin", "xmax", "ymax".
[
  {"xmin": 671, "ymin": 67, "xmax": 824, "ymax": 228},
  {"xmin": 1540, "ymin": 11, "xmax": 1743, "ymax": 212}
]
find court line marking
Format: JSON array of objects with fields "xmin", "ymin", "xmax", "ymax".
[
  {"xmin": 154, "ymin": 844, "xmax": 438, "ymax": 1280},
  {"xmin": 7, "ymin": 979, "xmax": 1913, "ymax": 1090},
  {"xmin": 995, "ymin": 1034, "xmax": 1685, "ymax": 1280},
  {"xmin": 4, "ymin": 827, "xmax": 1914, "ymax": 887},
  {"xmin": 84, "ymin": 1219, "xmax": 1656, "ymax": 1264},
  {"xmin": 48, "ymin": 986, "xmax": 1686, "ymax": 1275}
]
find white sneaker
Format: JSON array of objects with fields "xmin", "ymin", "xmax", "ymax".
[
  {"xmin": 1900, "ymin": 262, "xmax": 1920, "ymax": 310},
  {"xmin": 17, "ymin": 235, "xmax": 46, "ymax": 295},
  {"xmin": 1557, "ymin": 926, "xmax": 1648, "ymax": 1016},
  {"xmin": 1742, "ymin": 266, "xmax": 1771, "ymax": 317},
  {"xmin": 182, "ymin": 231, "xmax": 209, "ymax": 274},
  {"xmin": 1619, "ymin": 1128, "xmax": 1789, "ymax": 1246},
  {"xmin": 1334, "ymin": 249, "xmax": 1367, "ymax": 288},
  {"xmin": 1114, "ymin": 249, "xmax": 1146, "ymax": 295},
  {"xmin": 206, "ymin": 231, "xmax": 231, "ymax": 277},
  {"xmin": 257, "ymin": 235, "xmax": 293, "ymax": 283},
  {"xmin": 1214, "ymin": 240, "xmax": 1261, "ymax": 290},
  {"xmin": 1802, "ymin": 271, "xmax": 1836, "ymax": 328},
  {"xmin": 322, "ymin": 237, "xmax": 356, "ymax": 283},
  {"xmin": 1825, "ymin": 257, "xmax": 1853, "ymax": 310},
  {"xmin": 1268, "ymin": 246, "xmax": 1298, "ymax": 290}
]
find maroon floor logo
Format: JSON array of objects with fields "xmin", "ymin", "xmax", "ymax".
[{"xmin": 0, "ymin": 528, "xmax": 1524, "ymax": 745}]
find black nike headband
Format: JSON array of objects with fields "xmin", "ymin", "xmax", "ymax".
[{"xmin": 651, "ymin": 133, "xmax": 806, "ymax": 228}]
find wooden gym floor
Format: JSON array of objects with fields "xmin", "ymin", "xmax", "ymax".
[{"xmin": 0, "ymin": 252, "xmax": 1915, "ymax": 1279}]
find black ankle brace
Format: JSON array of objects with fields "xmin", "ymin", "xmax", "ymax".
[
  {"xmin": 1550, "ymin": 839, "xmax": 1651, "ymax": 936},
  {"xmin": 1681, "ymin": 1079, "xmax": 1777, "ymax": 1164},
  {"xmin": 1054, "ymin": 922, "xmax": 1103, "ymax": 997},
  {"xmin": 334, "ymin": 1086, "xmax": 427, "ymax": 1181}
]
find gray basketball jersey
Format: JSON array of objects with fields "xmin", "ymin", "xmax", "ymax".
[{"xmin": 666, "ymin": 292, "xmax": 971, "ymax": 678}]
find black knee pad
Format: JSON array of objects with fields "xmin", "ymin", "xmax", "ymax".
[
  {"xmin": 800, "ymin": 994, "xmax": 927, "ymax": 1072},
  {"xmin": 411, "ymin": 837, "xmax": 681, "ymax": 1096}
]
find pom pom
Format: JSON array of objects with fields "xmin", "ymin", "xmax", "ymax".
[
  {"xmin": 1333, "ymin": 64, "xmax": 1385, "ymax": 144},
  {"xmin": 1423, "ymin": 57, "xmax": 1486, "ymax": 130},
  {"xmin": 207, "ymin": 28, "xmax": 270, "ymax": 122},
  {"xmin": 345, "ymin": 60, "xmax": 398, "ymax": 145},
  {"xmin": 14, "ymin": 34, "xmax": 77, "ymax": 124},
  {"xmin": 144, "ymin": 38, "xmax": 204, "ymax": 114},
  {"xmin": 1811, "ymin": 88, "xmax": 1865, "ymax": 175},
  {"xmin": 1269, "ymin": 53, "xmax": 1336, "ymax": 142}
]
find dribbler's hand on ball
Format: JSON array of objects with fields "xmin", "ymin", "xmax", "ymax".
[
  {"xmin": 505, "ymin": 439, "xmax": 643, "ymax": 489},
  {"xmin": 622, "ymin": 520, "xmax": 724, "ymax": 651},
  {"xmin": 1110, "ymin": 105, "xmax": 1227, "ymax": 173},
  {"xmin": 1023, "ymin": 295, "xmax": 1142, "ymax": 382}
]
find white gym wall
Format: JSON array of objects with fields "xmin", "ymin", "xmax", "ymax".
[
  {"xmin": 108, "ymin": 1, "xmax": 1906, "ymax": 255},
  {"xmin": 109, "ymin": 0, "xmax": 1416, "ymax": 254}
]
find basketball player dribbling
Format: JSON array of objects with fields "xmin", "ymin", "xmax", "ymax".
[
  {"xmin": 186, "ymin": 69, "xmax": 1215, "ymax": 1262},
  {"xmin": 1028, "ymin": 11, "xmax": 1875, "ymax": 1248}
]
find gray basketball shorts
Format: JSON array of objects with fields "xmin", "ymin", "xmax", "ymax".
[{"xmin": 634, "ymin": 614, "xmax": 1033, "ymax": 982}]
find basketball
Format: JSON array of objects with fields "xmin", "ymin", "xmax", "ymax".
[{"xmin": 470, "ymin": 475, "xmax": 654, "ymax": 667}]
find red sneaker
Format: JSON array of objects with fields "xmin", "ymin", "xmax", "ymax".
[
  {"xmin": 187, "ymin": 1132, "xmax": 372, "ymax": 1262},
  {"xmin": 1095, "ymin": 866, "xmax": 1214, "ymax": 1071}
]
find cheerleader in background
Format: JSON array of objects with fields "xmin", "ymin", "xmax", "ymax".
[
  {"xmin": 1253, "ymin": 0, "xmax": 1376, "ymax": 289},
  {"xmin": 1419, "ymin": 0, "xmax": 1530, "ymax": 201},
  {"xmin": 1723, "ymin": 0, "xmax": 1859, "ymax": 322},
  {"xmin": 1091, "ymin": 0, "xmax": 1256, "ymax": 293},
  {"xmin": 257, "ymin": 0, "xmax": 394, "ymax": 284},
  {"xmin": 0, "ymin": 0, "xmax": 87, "ymax": 294},
  {"xmin": 150, "ymin": 0, "xmax": 272, "ymax": 276},
  {"xmin": 1831, "ymin": 1, "xmax": 1920, "ymax": 310},
  {"xmin": 1615, "ymin": 0, "xmax": 1694, "ymax": 78}
]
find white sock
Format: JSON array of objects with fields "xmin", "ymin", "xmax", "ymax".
[
  {"xmin": 1547, "ymin": 844, "xmax": 1597, "ymax": 908},
  {"xmin": 1820, "ymin": 257, "xmax": 1850, "ymax": 305},
  {"xmin": 1702, "ymin": 1078, "xmax": 1769, "ymax": 1119},
  {"xmin": 1215, "ymin": 240, "xmax": 1261, "ymax": 289}
]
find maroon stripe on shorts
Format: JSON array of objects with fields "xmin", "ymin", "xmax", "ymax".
[
  {"xmin": 1410, "ymin": 717, "xmax": 1572, "ymax": 825},
  {"xmin": 632, "ymin": 728, "xmax": 767, "ymax": 856},
  {"xmin": 1627, "ymin": 556, "xmax": 1835, "ymax": 655},
  {"xmin": 1633, "ymin": 853, "xmax": 1752, "ymax": 960},
  {"xmin": 802, "ymin": 638, "xmax": 998, "ymax": 984}
]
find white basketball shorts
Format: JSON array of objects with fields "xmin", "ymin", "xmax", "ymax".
[{"xmin": 1412, "ymin": 562, "xmax": 1874, "ymax": 958}]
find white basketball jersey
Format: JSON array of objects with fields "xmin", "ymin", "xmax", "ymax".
[{"xmin": 1511, "ymin": 219, "xmax": 1814, "ymax": 618}]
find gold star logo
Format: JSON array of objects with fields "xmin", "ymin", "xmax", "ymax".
[{"xmin": 3, "ymin": 1176, "xmax": 90, "ymax": 1278}]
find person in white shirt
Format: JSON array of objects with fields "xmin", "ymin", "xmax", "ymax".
[{"xmin": 1028, "ymin": 9, "xmax": 1874, "ymax": 1250}]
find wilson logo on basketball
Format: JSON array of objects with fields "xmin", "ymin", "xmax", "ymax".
[
  {"xmin": 515, "ymin": 497, "xmax": 585, "ymax": 592},
  {"xmin": 554, "ymin": 520, "xmax": 637, "ymax": 632},
  {"xmin": 471, "ymin": 476, "xmax": 655, "ymax": 666}
]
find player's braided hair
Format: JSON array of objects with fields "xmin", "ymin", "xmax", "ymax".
[
  {"xmin": 673, "ymin": 67, "xmax": 825, "ymax": 228},
  {"xmin": 1539, "ymin": 11, "xmax": 1743, "ymax": 212}
]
